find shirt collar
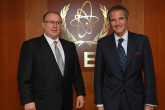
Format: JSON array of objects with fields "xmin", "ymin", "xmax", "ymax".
[
  {"xmin": 44, "ymin": 33, "xmax": 60, "ymax": 45},
  {"xmin": 114, "ymin": 30, "xmax": 128, "ymax": 42}
]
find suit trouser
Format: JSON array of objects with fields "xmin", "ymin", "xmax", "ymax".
[{"xmin": 119, "ymin": 91, "xmax": 131, "ymax": 110}]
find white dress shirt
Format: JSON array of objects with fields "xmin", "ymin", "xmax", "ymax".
[
  {"xmin": 114, "ymin": 30, "xmax": 128, "ymax": 55},
  {"xmin": 44, "ymin": 33, "xmax": 65, "ymax": 64}
]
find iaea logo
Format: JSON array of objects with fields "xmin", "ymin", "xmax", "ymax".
[{"xmin": 60, "ymin": 1, "xmax": 110, "ymax": 46}]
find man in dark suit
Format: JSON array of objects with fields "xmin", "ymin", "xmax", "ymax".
[
  {"xmin": 94, "ymin": 5, "xmax": 158, "ymax": 110},
  {"xmin": 17, "ymin": 11, "xmax": 86, "ymax": 110}
]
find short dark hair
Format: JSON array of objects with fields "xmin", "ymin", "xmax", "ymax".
[
  {"xmin": 107, "ymin": 5, "xmax": 129, "ymax": 22},
  {"xmin": 43, "ymin": 11, "xmax": 62, "ymax": 22}
]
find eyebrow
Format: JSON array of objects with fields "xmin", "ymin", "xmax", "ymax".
[{"xmin": 110, "ymin": 16, "xmax": 125, "ymax": 20}]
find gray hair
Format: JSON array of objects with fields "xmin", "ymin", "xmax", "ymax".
[{"xmin": 107, "ymin": 5, "xmax": 129, "ymax": 22}]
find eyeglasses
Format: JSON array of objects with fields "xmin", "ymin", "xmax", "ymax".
[{"xmin": 44, "ymin": 21, "xmax": 62, "ymax": 25}]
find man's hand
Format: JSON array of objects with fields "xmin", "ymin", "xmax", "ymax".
[
  {"xmin": 98, "ymin": 106, "xmax": 104, "ymax": 110},
  {"xmin": 144, "ymin": 105, "xmax": 154, "ymax": 110},
  {"xmin": 24, "ymin": 102, "xmax": 36, "ymax": 110},
  {"xmin": 76, "ymin": 95, "xmax": 85, "ymax": 109}
]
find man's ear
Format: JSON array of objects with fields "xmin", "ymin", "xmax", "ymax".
[
  {"xmin": 42, "ymin": 22, "xmax": 44, "ymax": 28},
  {"xmin": 126, "ymin": 18, "xmax": 129, "ymax": 23}
]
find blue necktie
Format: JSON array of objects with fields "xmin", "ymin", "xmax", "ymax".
[{"xmin": 118, "ymin": 38, "xmax": 127, "ymax": 71}]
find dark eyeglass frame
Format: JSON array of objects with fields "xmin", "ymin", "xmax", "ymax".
[{"xmin": 44, "ymin": 21, "xmax": 62, "ymax": 25}]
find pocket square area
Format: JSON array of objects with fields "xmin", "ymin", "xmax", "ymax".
[{"xmin": 134, "ymin": 52, "xmax": 141, "ymax": 56}]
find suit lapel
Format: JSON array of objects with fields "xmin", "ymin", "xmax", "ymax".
[
  {"xmin": 109, "ymin": 32, "xmax": 137, "ymax": 71},
  {"xmin": 39, "ymin": 35, "xmax": 63, "ymax": 77},
  {"xmin": 107, "ymin": 34, "xmax": 123, "ymax": 69},
  {"xmin": 126, "ymin": 32, "xmax": 137, "ymax": 70},
  {"xmin": 39, "ymin": 35, "xmax": 56, "ymax": 63}
]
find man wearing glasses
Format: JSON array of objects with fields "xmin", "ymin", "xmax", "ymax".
[{"xmin": 17, "ymin": 11, "xmax": 86, "ymax": 110}]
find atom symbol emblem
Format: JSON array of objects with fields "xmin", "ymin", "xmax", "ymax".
[
  {"xmin": 60, "ymin": 2, "xmax": 109, "ymax": 46},
  {"xmin": 70, "ymin": 1, "xmax": 99, "ymax": 38}
]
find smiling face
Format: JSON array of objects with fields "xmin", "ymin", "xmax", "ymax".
[
  {"xmin": 42, "ymin": 13, "xmax": 62, "ymax": 40},
  {"xmin": 109, "ymin": 10, "xmax": 128, "ymax": 37}
]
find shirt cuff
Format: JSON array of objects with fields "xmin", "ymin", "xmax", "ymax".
[
  {"xmin": 145, "ymin": 104, "xmax": 157, "ymax": 107},
  {"xmin": 96, "ymin": 104, "xmax": 104, "ymax": 107},
  {"xmin": 96, "ymin": 104, "xmax": 157, "ymax": 107}
]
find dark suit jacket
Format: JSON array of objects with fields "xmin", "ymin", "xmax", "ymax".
[
  {"xmin": 94, "ymin": 31, "xmax": 158, "ymax": 110},
  {"xmin": 17, "ymin": 34, "xmax": 86, "ymax": 110}
]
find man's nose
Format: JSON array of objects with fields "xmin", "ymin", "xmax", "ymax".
[{"xmin": 116, "ymin": 20, "xmax": 119, "ymax": 25}]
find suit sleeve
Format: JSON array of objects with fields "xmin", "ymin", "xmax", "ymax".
[
  {"xmin": 143, "ymin": 37, "xmax": 158, "ymax": 105},
  {"xmin": 94, "ymin": 40, "xmax": 105, "ymax": 104},
  {"xmin": 17, "ymin": 41, "xmax": 34, "ymax": 105},
  {"xmin": 72, "ymin": 44, "xmax": 86, "ymax": 96}
]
